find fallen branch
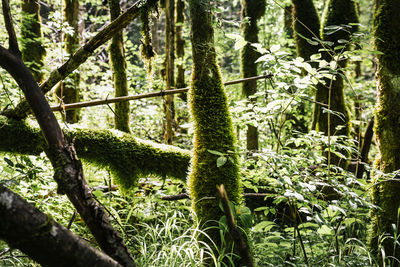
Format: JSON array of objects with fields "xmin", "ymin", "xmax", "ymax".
[
  {"xmin": 50, "ymin": 74, "xmax": 273, "ymax": 112},
  {"xmin": 160, "ymin": 192, "xmax": 271, "ymax": 200}
]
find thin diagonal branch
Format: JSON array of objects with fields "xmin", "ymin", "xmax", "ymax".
[
  {"xmin": 1, "ymin": 0, "xmax": 20, "ymax": 56},
  {"xmin": 2, "ymin": 0, "xmax": 159, "ymax": 120}
]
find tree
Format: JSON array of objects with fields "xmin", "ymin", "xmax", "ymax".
[
  {"xmin": 240, "ymin": 0, "xmax": 265, "ymax": 152},
  {"xmin": 368, "ymin": 0, "xmax": 400, "ymax": 264},
  {"xmin": 187, "ymin": 0, "xmax": 242, "ymax": 261},
  {"xmin": 109, "ymin": 0, "xmax": 131, "ymax": 133}
]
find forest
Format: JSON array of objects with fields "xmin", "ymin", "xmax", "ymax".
[{"xmin": 0, "ymin": 0, "xmax": 399, "ymax": 266}]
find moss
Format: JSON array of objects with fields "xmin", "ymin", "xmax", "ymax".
[
  {"xmin": 56, "ymin": 0, "xmax": 81, "ymax": 123},
  {"xmin": 109, "ymin": 0, "xmax": 130, "ymax": 133},
  {"xmin": 140, "ymin": 4, "xmax": 156, "ymax": 75},
  {"xmin": 240, "ymin": 0, "xmax": 265, "ymax": 151},
  {"xmin": 292, "ymin": 0, "xmax": 321, "ymax": 63},
  {"xmin": 0, "ymin": 116, "xmax": 190, "ymax": 189},
  {"xmin": 163, "ymin": 0, "xmax": 176, "ymax": 144},
  {"xmin": 188, "ymin": 0, "xmax": 242, "ymax": 257},
  {"xmin": 20, "ymin": 0, "xmax": 46, "ymax": 83},
  {"xmin": 368, "ymin": 0, "xmax": 400, "ymax": 262}
]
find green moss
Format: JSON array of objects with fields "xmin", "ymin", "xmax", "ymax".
[
  {"xmin": 292, "ymin": 0, "xmax": 321, "ymax": 63},
  {"xmin": 368, "ymin": 0, "xmax": 400, "ymax": 261},
  {"xmin": 240, "ymin": 0, "xmax": 265, "ymax": 151},
  {"xmin": 20, "ymin": 0, "xmax": 46, "ymax": 83},
  {"xmin": 0, "ymin": 117, "xmax": 190, "ymax": 189},
  {"xmin": 109, "ymin": 0, "xmax": 130, "ymax": 133},
  {"xmin": 140, "ymin": 4, "xmax": 156, "ymax": 75},
  {"xmin": 188, "ymin": 0, "xmax": 242, "ymax": 256}
]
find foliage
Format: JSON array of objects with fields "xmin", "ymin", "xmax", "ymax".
[{"xmin": 0, "ymin": 0, "xmax": 394, "ymax": 266}]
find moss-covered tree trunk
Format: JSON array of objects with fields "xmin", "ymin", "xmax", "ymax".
[
  {"xmin": 291, "ymin": 0, "xmax": 320, "ymax": 66},
  {"xmin": 163, "ymin": 0, "xmax": 176, "ymax": 144},
  {"xmin": 20, "ymin": 0, "xmax": 46, "ymax": 83},
  {"xmin": 109, "ymin": 0, "xmax": 130, "ymax": 133},
  {"xmin": 59, "ymin": 0, "xmax": 81, "ymax": 123},
  {"xmin": 241, "ymin": 0, "xmax": 265, "ymax": 152},
  {"xmin": 312, "ymin": 0, "xmax": 358, "ymax": 137},
  {"xmin": 368, "ymin": 1, "xmax": 400, "ymax": 264},
  {"xmin": 175, "ymin": 0, "xmax": 186, "ymax": 91},
  {"xmin": 188, "ymin": 0, "xmax": 242, "ymax": 261}
]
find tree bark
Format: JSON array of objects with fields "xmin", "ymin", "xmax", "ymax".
[
  {"xmin": 57, "ymin": 0, "xmax": 81, "ymax": 123},
  {"xmin": 241, "ymin": 0, "xmax": 265, "ymax": 152},
  {"xmin": 20, "ymin": 0, "xmax": 46, "ymax": 83},
  {"xmin": 109, "ymin": 0, "xmax": 131, "ymax": 133},
  {"xmin": 0, "ymin": 185, "xmax": 121, "ymax": 267},
  {"xmin": 368, "ymin": 1, "xmax": 400, "ymax": 264},
  {"xmin": 163, "ymin": 0, "xmax": 176, "ymax": 144}
]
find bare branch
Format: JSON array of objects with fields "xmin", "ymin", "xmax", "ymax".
[{"xmin": 50, "ymin": 74, "xmax": 273, "ymax": 112}]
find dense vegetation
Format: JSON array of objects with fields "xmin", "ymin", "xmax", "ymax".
[{"xmin": 0, "ymin": 0, "xmax": 398, "ymax": 266}]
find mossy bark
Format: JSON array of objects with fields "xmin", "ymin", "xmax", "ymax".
[
  {"xmin": 368, "ymin": 0, "xmax": 400, "ymax": 264},
  {"xmin": 109, "ymin": 0, "xmax": 130, "ymax": 133},
  {"xmin": 188, "ymin": 0, "xmax": 242, "ymax": 259},
  {"xmin": 20, "ymin": 0, "xmax": 46, "ymax": 83},
  {"xmin": 240, "ymin": 0, "xmax": 265, "ymax": 152},
  {"xmin": 312, "ymin": 0, "xmax": 358, "ymax": 138},
  {"xmin": 0, "ymin": 116, "xmax": 190, "ymax": 189},
  {"xmin": 57, "ymin": 0, "xmax": 81, "ymax": 123},
  {"xmin": 163, "ymin": 0, "xmax": 176, "ymax": 144}
]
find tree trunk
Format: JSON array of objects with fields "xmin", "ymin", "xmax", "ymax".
[
  {"xmin": 241, "ymin": 0, "xmax": 265, "ymax": 152},
  {"xmin": 175, "ymin": 0, "xmax": 186, "ymax": 100},
  {"xmin": 20, "ymin": 0, "xmax": 45, "ymax": 83},
  {"xmin": 188, "ymin": 0, "xmax": 242, "ymax": 262},
  {"xmin": 368, "ymin": 1, "xmax": 400, "ymax": 265},
  {"xmin": 109, "ymin": 0, "xmax": 131, "ymax": 133},
  {"xmin": 163, "ymin": 0, "xmax": 176, "ymax": 144},
  {"xmin": 312, "ymin": 0, "xmax": 358, "ymax": 138},
  {"xmin": 58, "ymin": 0, "xmax": 81, "ymax": 123},
  {"xmin": 0, "ymin": 185, "xmax": 121, "ymax": 267}
]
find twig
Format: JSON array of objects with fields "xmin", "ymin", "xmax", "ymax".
[
  {"xmin": 217, "ymin": 184, "xmax": 254, "ymax": 267},
  {"xmin": 160, "ymin": 192, "xmax": 271, "ymax": 201}
]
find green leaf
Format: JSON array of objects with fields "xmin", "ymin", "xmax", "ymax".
[
  {"xmin": 92, "ymin": 189, "xmax": 104, "ymax": 198},
  {"xmin": 4, "ymin": 157, "xmax": 14, "ymax": 167},
  {"xmin": 208, "ymin": 150, "xmax": 224, "ymax": 156},
  {"xmin": 217, "ymin": 156, "xmax": 227, "ymax": 167},
  {"xmin": 239, "ymin": 213, "xmax": 253, "ymax": 228},
  {"xmin": 317, "ymin": 225, "xmax": 334, "ymax": 236}
]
